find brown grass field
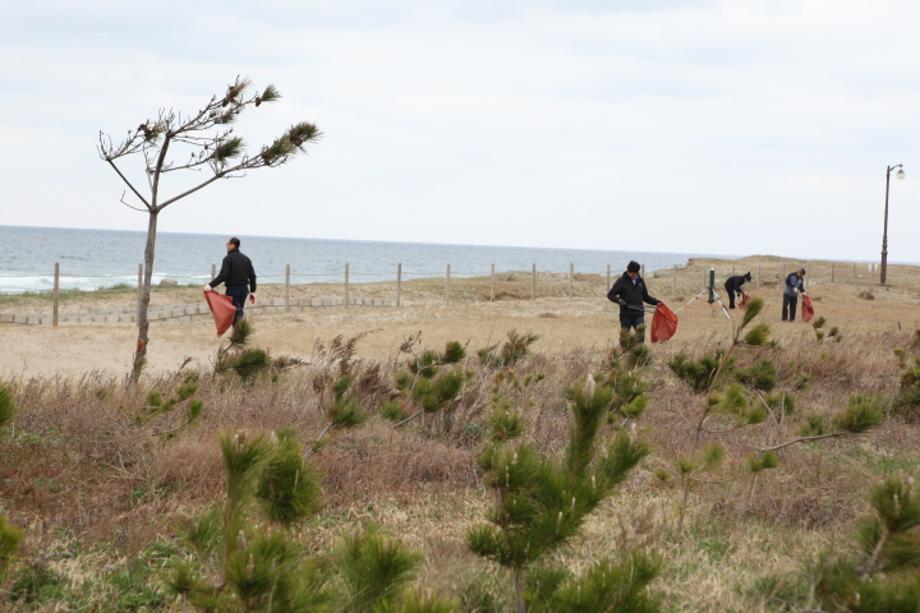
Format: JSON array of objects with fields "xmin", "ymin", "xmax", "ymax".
[{"xmin": 0, "ymin": 255, "xmax": 918, "ymax": 611}]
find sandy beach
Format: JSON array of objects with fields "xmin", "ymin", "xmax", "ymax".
[{"xmin": 3, "ymin": 256, "xmax": 919, "ymax": 378}]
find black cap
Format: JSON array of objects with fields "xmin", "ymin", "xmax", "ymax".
[
  {"xmin": 627, "ymin": 260, "xmax": 640, "ymax": 273},
  {"xmin": 229, "ymin": 237, "xmax": 241, "ymax": 248}
]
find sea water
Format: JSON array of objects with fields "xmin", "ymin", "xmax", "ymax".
[{"xmin": 0, "ymin": 225, "xmax": 710, "ymax": 293}]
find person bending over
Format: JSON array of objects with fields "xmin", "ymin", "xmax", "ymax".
[
  {"xmin": 724, "ymin": 271, "xmax": 752, "ymax": 309},
  {"xmin": 607, "ymin": 260, "xmax": 661, "ymax": 347},
  {"xmin": 782, "ymin": 268, "xmax": 806, "ymax": 321},
  {"xmin": 205, "ymin": 237, "xmax": 257, "ymax": 323}
]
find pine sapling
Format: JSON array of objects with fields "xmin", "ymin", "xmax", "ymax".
[{"xmin": 468, "ymin": 374, "xmax": 652, "ymax": 613}]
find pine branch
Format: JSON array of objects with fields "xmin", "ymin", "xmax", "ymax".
[{"xmin": 756, "ymin": 431, "xmax": 851, "ymax": 452}]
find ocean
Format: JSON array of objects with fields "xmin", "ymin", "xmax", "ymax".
[{"xmin": 0, "ymin": 225, "xmax": 709, "ymax": 294}]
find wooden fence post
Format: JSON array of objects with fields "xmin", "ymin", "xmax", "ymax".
[
  {"xmin": 852, "ymin": 263, "xmax": 857, "ymax": 283},
  {"xmin": 641, "ymin": 263, "xmax": 646, "ymax": 279},
  {"xmin": 137, "ymin": 263, "xmax": 143, "ymax": 323},
  {"xmin": 831, "ymin": 262, "xmax": 836, "ymax": 283},
  {"xmin": 531, "ymin": 263, "xmax": 536, "ymax": 300},
  {"xmin": 396, "ymin": 263, "xmax": 402, "ymax": 307},
  {"xmin": 284, "ymin": 264, "xmax": 291, "ymax": 311},
  {"xmin": 52, "ymin": 262, "xmax": 60, "ymax": 328},
  {"xmin": 210, "ymin": 263, "xmax": 216, "ymax": 281},
  {"xmin": 344, "ymin": 263, "xmax": 350, "ymax": 308},
  {"xmin": 490, "ymin": 264, "xmax": 495, "ymax": 303},
  {"xmin": 445, "ymin": 264, "xmax": 451, "ymax": 305},
  {"xmin": 672, "ymin": 265, "xmax": 678, "ymax": 293},
  {"xmin": 757, "ymin": 265, "xmax": 762, "ymax": 290},
  {"xmin": 782, "ymin": 263, "xmax": 787, "ymax": 280},
  {"xmin": 569, "ymin": 263, "xmax": 574, "ymax": 297},
  {"xmin": 606, "ymin": 264, "xmax": 611, "ymax": 291}
]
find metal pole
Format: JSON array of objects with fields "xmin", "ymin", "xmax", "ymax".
[
  {"xmin": 396, "ymin": 263, "xmax": 402, "ymax": 307},
  {"xmin": 831, "ymin": 262, "xmax": 836, "ymax": 283},
  {"xmin": 52, "ymin": 262, "xmax": 60, "ymax": 327},
  {"xmin": 606, "ymin": 264, "xmax": 611, "ymax": 291},
  {"xmin": 490, "ymin": 263, "xmax": 495, "ymax": 303},
  {"xmin": 672, "ymin": 265, "xmax": 678, "ymax": 293},
  {"xmin": 210, "ymin": 263, "xmax": 216, "ymax": 281},
  {"xmin": 707, "ymin": 268, "xmax": 715, "ymax": 303},
  {"xmin": 757, "ymin": 265, "xmax": 762, "ymax": 290},
  {"xmin": 284, "ymin": 264, "xmax": 291, "ymax": 311},
  {"xmin": 344, "ymin": 263, "xmax": 350, "ymax": 308},
  {"xmin": 881, "ymin": 166, "xmax": 891, "ymax": 284}
]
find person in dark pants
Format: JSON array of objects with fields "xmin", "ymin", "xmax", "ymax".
[
  {"xmin": 782, "ymin": 268, "xmax": 806, "ymax": 321},
  {"xmin": 205, "ymin": 237, "xmax": 257, "ymax": 323},
  {"xmin": 607, "ymin": 260, "xmax": 662, "ymax": 347},
  {"xmin": 724, "ymin": 272, "xmax": 752, "ymax": 309}
]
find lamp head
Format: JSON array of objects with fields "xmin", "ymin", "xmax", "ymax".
[{"xmin": 897, "ymin": 168, "xmax": 906, "ymax": 180}]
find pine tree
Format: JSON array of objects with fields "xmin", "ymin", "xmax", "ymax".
[
  {"xmin": 811, "ymin": 476, "xmax": 920, "ymax": 611},
  {"xmin": 98, "ymin": 79, "xmax": 320, "ymax": 381},
  {"xmin": 468, "ymin": 375, "xmax": 655, "ymax": 613}
]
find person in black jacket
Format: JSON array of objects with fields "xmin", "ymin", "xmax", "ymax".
[
  {"xmin": 607, "ymin": 260, "xmax": 661, "ymax": 346},
  {"xmin": 782, "ymin": 268, "xmax": 806, "ymax": 321},
  {"xmin": 205, "ymin": 237, "xmax": 257, "ymax": 322},
  {"xmin": 723, "ymin": 272, "xmax": 752, "ymax": 309}
]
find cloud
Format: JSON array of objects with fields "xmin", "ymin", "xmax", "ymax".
[{"xmin": 1, "ymin": 0, "xmax": 919, "ymax": 261}]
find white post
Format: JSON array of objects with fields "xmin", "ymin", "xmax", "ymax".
[
  {"xmin": 490, "ymin": 263, "xmax": 495, "ymax": 303},
  {"xmin": 396, "ymin": 262, "xmax": 402, "ymax": 307},
  {"xmin": 344, "ymin": 262, "xmax": 350, "ymax": 308},
  {"xmin": 52, "ymin": 262, "xmax": 60, "ymax": 328},
  {"xmin": 284, "ymin": 264, "xmax": 291, "ymax": 311}
]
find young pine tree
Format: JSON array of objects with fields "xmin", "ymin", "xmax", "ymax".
[{"xmin": 467, "ymin": 375, "xmax": 656, "ymax": 613}]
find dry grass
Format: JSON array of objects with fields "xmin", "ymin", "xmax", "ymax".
[
  {"xmin": 2, "ymin": 328, "xmax": 919, "ymax": 610},
  {"xmin": 1, "ymin": 255, "xmax": 919, "ymax": 610}
]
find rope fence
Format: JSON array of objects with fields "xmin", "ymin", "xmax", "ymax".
[{"xmin": 0, "ymin": 259, "xmax": 897, "ymax": 327}]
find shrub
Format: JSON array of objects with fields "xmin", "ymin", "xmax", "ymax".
[
  {"xmin": 737, "ymin": 359, "xmax": 778, "ymax": 392},
  {"xmin": 336, "ymin": 527, "xmax": 421, "ymax": 611},
  {"xmin": 669, "ymin": 352, "xmax": 729, "ymax": 393},
  {"xmin": 894, "ymin": 358, "xmax": 920, "ymax": 421},
  {"xmin": 469, "ymin": 375, "xmax": 654, "ymax": 612},
  {"xmin": 0, "ymin": 384, "xmax": 15, "ymax": 429},
  {"xmin": 478, "ymin": 330, "xmax": 539, "ymax": 369},
  {"xmin": 0, "ymin": 514, "xmax": 22, "ymax": 580}
]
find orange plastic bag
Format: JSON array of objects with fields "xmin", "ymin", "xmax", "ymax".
[
  {"xmin": 651, "ymin": 303, "xmax": 679, "ymax": 343},
  {"xmin": 204, "ymin": 291, "xmax": 236, "ymax": 336},
  {"xmin": 801, "ymin": 294, "xmax": 814, "ymax": 322}
]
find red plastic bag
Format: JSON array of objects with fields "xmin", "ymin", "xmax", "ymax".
[
  {"xmin": 651, "ymin": 303, "xmax": 679, "ymax": 343},
  {"xmin": 204, "ymin": 291, "xmax": 236, "ymax": 336},
  {"xmin": 739, "ymin": 291, "xmax": 750, "ymax": 309},
  {"xmin": 801, "ymin": 294, "xmax": 814, "ymax": 322}
]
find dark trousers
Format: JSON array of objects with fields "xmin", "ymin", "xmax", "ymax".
[
  {"xmin": 725, "ymin": 283, "xmax": 737, "ymax": 309},
  {"xmin": 226, "ymin": 286, "xmax": 249, "ymax": 322},
  {"xmin": 782, "ymin": 293, "xmax": 797, "ymax": 321}
]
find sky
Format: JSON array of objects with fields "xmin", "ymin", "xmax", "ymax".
[{"xmin": 1, "ymin": 0, "xmax": 919, "ymax": 261}]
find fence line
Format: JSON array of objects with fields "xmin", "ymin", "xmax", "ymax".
[{"xmin": 0, "ymin": 259, "xmax": 906, "ymax": 327}]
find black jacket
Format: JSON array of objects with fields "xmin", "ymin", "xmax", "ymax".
[
  {"xmin": 210, "ymin": 249, "xmax": 257, "ymax": 292},
  {"xmin": 607, "ymin": 272, "xmax": 659, "ymax": 316},
  {"xmin": 724, "ymin": 273, "xmax": 751, "ymax": 295},
  {"xmin": 784, "ymin": 272, "xmax": 804, "ymax": 297}
]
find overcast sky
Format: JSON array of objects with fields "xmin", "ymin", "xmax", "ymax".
[{"xmin": 1, "ymin": 0, "xmax": 918, "ymax": 261}]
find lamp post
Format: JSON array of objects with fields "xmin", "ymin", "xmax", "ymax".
[{"xmin": 880, "ymin": 163, "xmax": 905, "ymax": 285}]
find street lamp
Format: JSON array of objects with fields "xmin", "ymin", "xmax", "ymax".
[{"xmin": 880, "ymin": 163, "xmax": 905, "ymax": 285}]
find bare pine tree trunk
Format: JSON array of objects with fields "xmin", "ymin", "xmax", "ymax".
[{"xmin": 131, "ymin": 211, "xmax": 158, "ymax": 382}]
